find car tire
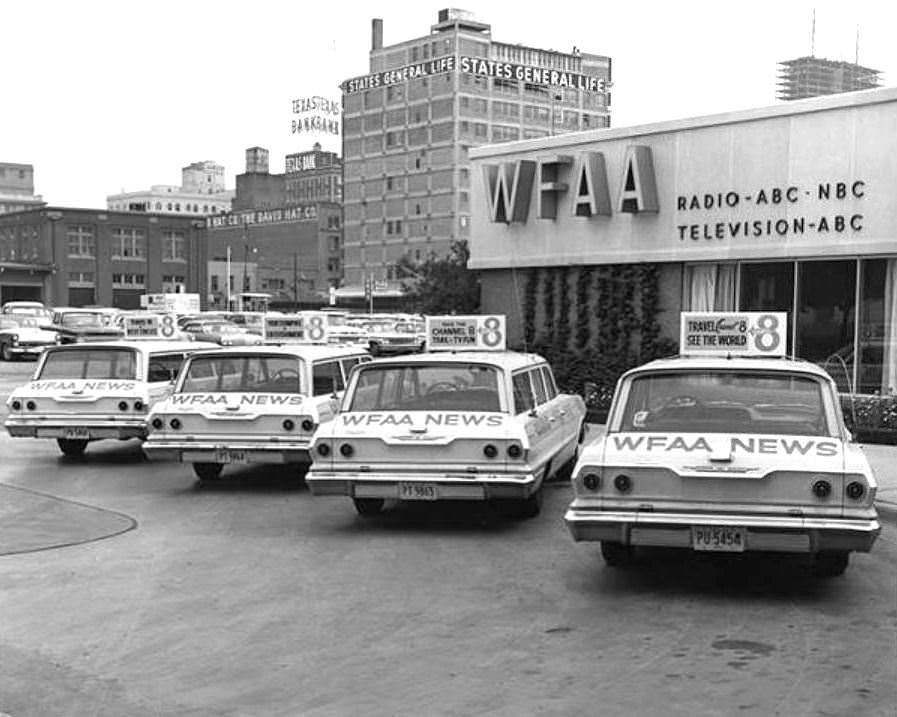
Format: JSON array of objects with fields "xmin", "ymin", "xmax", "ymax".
[
  {"xmin": 193, "ymin": 462, "xmax": 223, "ymax": 481},
  {"xmin": 600, "ymin": 541, "xmax": 636, "ymax": 567},
  {"xmin": 811, "ymin": 551, "xmax": 849, "ymax": 578},
  {"xmin": 353, "ymin": 497, "xmax": 385, "ymax": 516},
  {"xmin": 0, "ymin": 342, "xmax": 12, "ymax": 361},
  {"xmin": 57, "ymin": 438, "xmax": 88, "ymax": 457},
  {"xmin": 495, "ymin": 486, "xmax": 543, "ymax": 520}
]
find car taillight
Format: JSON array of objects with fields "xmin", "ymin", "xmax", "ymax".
[
  {"xmin": 26, "ymin": 401, "xmax": 36, "ymax": 410},
  {"xmin": 118, "ymin": 401, "xmax": 128, "ymax": 411},
  {"xmin": 134, "ymin": 400, "xmax": 144, "ymax": 411},
  {"xmin": 301, "ymin": 418, "xmax": 315, "ymax": 432},
  {"xmin": 613, "ymin": 474, "xmax": 632, "ymax": 493},
  {"xmin": 583, "ymin": 473, "xmax": 601, "ymax": 491},
  {"xmin": 483, "ymin": 444, "xmax": 498, "ymax": 459},
  {"xmin": 812, "ymin": 479, "xmax": 832, "ymax": 498},
  {"xmin": 846, "ymin": 481, "xmax": 866, "ymax": 500},
  {"xmin": 507, "ymin": 443, "xmax": 523, "ymax": 459},
  {"xmin": 283, "ymin": 419, "xmax": 295, "ymax": 431},
  {"xmin": 339, "ymin": 443, "xmax": 354, "ymax": 457},
  {"xmin": 316, "ymin": 443, "xmax": 331, "ymax": 457},
  {"xmin": 151, "ymin": 417, "xmax": 164, "ymax": 430},
  {"xmin": 169, "ymin": 418, "xmax": 182, "ymax": 430}
]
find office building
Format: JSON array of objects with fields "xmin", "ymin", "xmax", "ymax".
[
  {"xmin": 0, "ymin": 163, "xmax": 44, "ymax": 215},
  {"xmin": 341, "ymin": 9, "xmax": 611, "ymax": 294},
  {"xmin": 106, "ymin": 160, "xmax": 234, "ymax": 216},
  {"xmin": 777, "ymin": 56, "xmax": 881, "ymax": 101}
]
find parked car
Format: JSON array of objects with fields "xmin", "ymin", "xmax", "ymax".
[
  {"xmin": 49, "ymin": 308, "xmax": 124, "ymax": 343},
  {"xmin": 0, "ymin": 316, "xmax": 59, "ymax": 360},
  {"xmin": 1, "ymin": 301, "xmax": 53, "ymax": 325},
  {"xmin": 564, "ymin": 354, "xmax": 881, "ymax": 577},
  {"xmin": 143, "ymin": 344, "xmax": 371, "ymax": 480},
  {"xmin": 306, "ymin": 348, "xmax": 587, "ymax": 518},
  {"xmin": 5, "ymin": 340, "xmax": 217, "ymax": 457},
  {"xmin": 180, "ymin": 319, "xmax": 265, "ymax": 346},
  {"xmin": 362, "ymin": 317, "xmax": 426, "ymax": 356}
]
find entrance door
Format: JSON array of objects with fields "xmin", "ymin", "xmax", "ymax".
[{"xmin": 0, "ymin": 284, "xmax": 43, "ymax": 303}]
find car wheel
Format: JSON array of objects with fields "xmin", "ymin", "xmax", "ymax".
[
  {"xmin": 353, "ymin": 497, "xmax": 385, "ymax": 516},
  {"xmin": 600, "ymin": 541, "xmax": 636, "ymax": 567},
  {"xmin": 57, "ymin": 438, "xmax": 88, "ymax": 457},
  {"xmin": 495, "ymin": 486, "xmax": 543, "ymax": 520},
  {"xmin": 193, "ymin": 462, "xmax": 223, "ymax": 481},
  {"xmin": 811, "ymin": 551, "xmax": 849, "ymax": 578},
  {"xmin": 0, "ymin": 342, "xmax": 12, "ymax": 361}
]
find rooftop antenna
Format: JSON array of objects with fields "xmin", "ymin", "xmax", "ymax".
[{"xmin": 810, "ymin": 8, "xmax": 816, "ymax": 56}]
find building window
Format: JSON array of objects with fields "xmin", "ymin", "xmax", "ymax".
[
  {"xmin": 111, "ymin": 228, "xmax": 147, "ymax": 259},
  {"xmin": 162, "ymin": 274, "xmax": 186, "ymax": 292},
  {"xmin": 67, "ymin": 271, "xmax": 95, "ymax": 285},
  {"xmin": 66, "ymin": 226, "xmax": 95, "ymax": 257},
  {"xmin": 162, "ymin": 230, "xmax": 186, "ymax": 261},
  {"xmin": 112, "ymin": 273, "xmax": 146, "ymax": 287}
]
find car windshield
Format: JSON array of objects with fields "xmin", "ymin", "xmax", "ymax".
[
  {"xmin": 14, "ymin": 317, "xmax": 40, "ymax": 328},
  {"xmin": 62, "ymin": 313, "xmax": 104, "ymax": 328},
  {"xmin": 618, "ymin": 370, "xmax": 829, "ymax": 436},
  {"xmin": 179, "ymin": 355, "xmax": 305, "ymax": 393},
  {"xmin": 38, "ymin": 348, "xmax": 137, "ymax": 380},
  {"xmin": 348, "ymin": 363, "xmax": 502, "ymax": 412}
]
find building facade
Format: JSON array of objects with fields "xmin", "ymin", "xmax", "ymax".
[
  {"xmin": 106, "ymin": 160, "xmax": 234, "ymax": 216},
  {"xmin": 777, "ymin": 56, "xmax": 881, "ymax": 100},
  {"xmin": 469, "ymin": 87, "xmax": 897, "ymax": 398},
  {"xmin": 341, "ymin": 9, "xmax": 611, "ymax": 295},
  {"xmin": 0, "ymin": 163, "xmax": 44, "ymax": 215},
  {"xmin": 0, "ymin": 207, "xmax": 206, "ymax": 307},
  {"xmin": 204, "ymin": 147, "xmax": 343, "ymax": 310}
]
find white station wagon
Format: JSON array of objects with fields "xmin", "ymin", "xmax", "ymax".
[
  {"xmin": 5, "ymin": 340, "xmax": 215, "ymax": 457},
  {"xmin": 306, "ymin": 349, "xmax": 587, "ymax": 518},
  {"xmin": 564, "ymin": 355, "xmax": 881, "ymax": 577},
  {"xmin": 142, "ymin": 344, "xmax": 371, "ymax": 481}
]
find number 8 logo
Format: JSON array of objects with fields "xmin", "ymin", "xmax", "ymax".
[
  {"xmin": 307, "ymin": 315, "xmax": 325, "ymax": 342},
  {"xmin": 481, "ymin": 316, "xmax": 503, "ymax": 348},
  {"xmin": 753, "ymin": 314, "xmax": 780, "ymax": 353},
  {"xmin": 160, "ymin": 314, "xmax": 175, "ymax": 338}
]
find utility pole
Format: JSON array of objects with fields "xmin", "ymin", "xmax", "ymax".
[
  {"xmin": 293, "ymin": 251, "xmax": 299, "ymax": 311},
  {"xmin": 226, "ymin": 245, "xmax": 232, "ymax": 310}
]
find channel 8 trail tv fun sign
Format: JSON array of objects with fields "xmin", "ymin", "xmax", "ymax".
[
  {"xmin": 680, "ymin": 312, "xmax": 787, "ymax": 357},
  {"xmin": 425, "ymin": 315, "xmax": 507, "ymax": 351}
]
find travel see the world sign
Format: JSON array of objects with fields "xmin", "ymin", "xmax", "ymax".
[{"xmin": 343, "ymin": 56, "xmax": 607, "ymax": 94}]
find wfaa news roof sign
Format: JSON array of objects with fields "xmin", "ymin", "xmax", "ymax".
[
  {"xmin": 425, "ymin": 315, "xmax": 506, "ymax": 351},
  {"xmin": 680, "ymin": 312, "xmax": 787, "ymax": 357}
]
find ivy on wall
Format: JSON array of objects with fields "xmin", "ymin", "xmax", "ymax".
[{"xmin": 520, "ymin": 262, "xmax": 677, "ymax": 419}]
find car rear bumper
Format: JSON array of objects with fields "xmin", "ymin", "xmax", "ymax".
[
  {"xmin": 143, "ymin": 439, "xmax": 311, "ymax": 464},
  {"xmin": 306, "ymin": 470, "xmax": 539, "ymax": 500},
  {"xmin": 5, "ymin": 416, "xmax": 146, "ymax": 440},
  {"xmin": 563, "ymin": 508, "xmax": 881, "ymax": 553}
]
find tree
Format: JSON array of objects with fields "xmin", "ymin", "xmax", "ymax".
[{"xmin": 395, "ymin": 240, "xmax": 480, "ymax": 314}]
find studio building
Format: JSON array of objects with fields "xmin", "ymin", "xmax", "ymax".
[{"xmin": 469, "ymin": 87, "xmax": 897, "ymax": 398}]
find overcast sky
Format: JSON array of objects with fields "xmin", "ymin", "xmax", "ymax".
[{"xmin": 3, "ymin": 0, "xmax": 895, "ymax": 208}]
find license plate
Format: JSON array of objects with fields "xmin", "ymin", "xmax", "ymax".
[
  {"xmin": 64, "ymin": 427, "xmax": 90, "ymax": 440},
  {"xmin": 692, "ymin": 526, "xmax": 745, "ymax": 552},
  {"xmin": 398, "ymin": 482, "xmax": 438, "ymax": 501},
  {"xmin": 214, "ymin": 449, "xmax": 248, "ymax": 464}
]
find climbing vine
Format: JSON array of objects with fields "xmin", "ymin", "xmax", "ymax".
[
  {"xmin": 523, "ymin": 268, "xmax": 538, "ymax": 349},
  {"xmin": 556, "ymin": 266, "xmax": 571, "ymax": 351},
  {"xmin": 575, "ymin": 266, "xmax": 593, "ymax": 350}
]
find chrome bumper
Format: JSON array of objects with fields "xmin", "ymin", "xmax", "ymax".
[
  {"xmin": 143, "ymin": 439, "xmax": 311, "ymax": 464},
  {"xmin": 563, "ymin": 508, "xmax": 881, "ymax": 553},
  {"xmin": 306, "ymin": 470, "xmax": 539, "ymax": 500},
  {"xmin": 5, "ymin": 416, "xmax": 146, "ymax": 440}
]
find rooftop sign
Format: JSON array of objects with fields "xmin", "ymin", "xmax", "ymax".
[
  {"xmin": 123, "ymin": 313, "xmax": 178, "ymax": 340},
  {"xmin": 425, "ymin": 315, "xmax": 506, "ymax": 352},
  {"xmin": 342, "ymin": 56, "xmax": 607, "ymax": 95},
  {"xmin": 680, "ymin": 312, "xmax": 787, "ymax": 357}
]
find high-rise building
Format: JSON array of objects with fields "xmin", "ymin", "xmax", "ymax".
[
  {"xmin": 777, "ymin": 56, "xmax": 881, "ymax": 101},
  {"xmin": 341, "ymin": 9, "xmax": 611, "ymax": 293}
]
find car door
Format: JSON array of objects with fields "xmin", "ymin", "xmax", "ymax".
[
  {"xmin": 311, "ymin": 359, "xmax": 345, "ymax": 422},
  {"xmin": 512, "ymin": 369, "xmax": 553, "ymax": 480},
  {"xmin": 146, "ymin": 352, "xmax": 188, "ymax": 405}
]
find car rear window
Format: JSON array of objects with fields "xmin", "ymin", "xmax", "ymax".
[
  {"xmin": 38, "ymin": 348, "xmax": 137, "ymax": 380},
  {"xmin": 619, "ymin": 371, "xmax": 829, "ymax": 436},
  {"xmin": 180, "ymin": 355, "xmax": 305, "ymax": 393},
  {"xmin": 349, "ymin": 363, "xmax": 501, "ymax": 412}
]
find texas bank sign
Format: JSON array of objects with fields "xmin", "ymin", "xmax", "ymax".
[{"xmin": 468, "ymin": 94, "xmax": 893, "ymax": 269}]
